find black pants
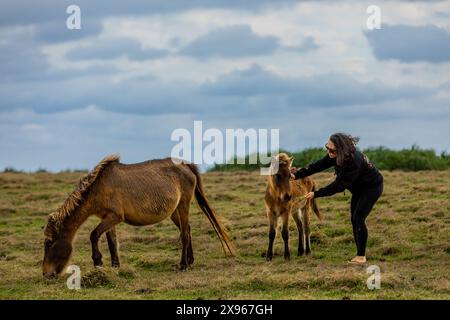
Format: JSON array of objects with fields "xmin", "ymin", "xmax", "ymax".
[{"xmin": 350, "ymin": 180, "xmax": 383, "ymax": 256}]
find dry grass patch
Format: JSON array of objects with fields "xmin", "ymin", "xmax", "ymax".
[{"xmin": 0, "ymin": 169, "xmax": 449, "ymax": 299}]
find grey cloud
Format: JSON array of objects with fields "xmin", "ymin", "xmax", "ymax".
[
  {"xmin": 66, "ymin": 37, "xmax": 168, "ymax": 61},
  {"xmin": 0, "ymin": 1, "xmax": 298, "ymax": 27},
  {"xmin": 0, "ymin": 35, "xmax": 118, "ymax": 83},
  {"xmin": 179, "ymin": 25, "xmax": 279, "ymax": 59},
  {"xmin": 0, "ymin": 63, "xmax": 436, "ymax": 118},
  {"xmin": 0, "ymin": 76, "xmax": 197, "ymax": 114},
  {"xmin": 200, "ymin": 64, "xmax": 432, "ymax": 107},
  {"xmin": 0, "ymin": 37, "xmax": 49, "ymax": 82},
  {"xmin": 179, "ymin": 26, "xmax": 319, "ymax": 59},
  {"xmin": 34, "ymin": 19, "xmax": 102, "ymax": 43},
  {"xmin": 364, "ymin": 24, "xmax": 450, "ymax": 63},
  {"xmin": 0, "ymin": 1, "xmax": 299, "ymax": 48}
]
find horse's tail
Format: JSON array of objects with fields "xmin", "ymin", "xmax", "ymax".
[
  {"xmin": 312, "ymin": 183, "xmax": 323, "ymax": 221},
  {"xmin": 185, "ymin": 163, "xmax": 236, "ymax": 257}
]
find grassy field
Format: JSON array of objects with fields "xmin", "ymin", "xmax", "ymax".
[{"xmin": 0, "ymin": 169, "xmax": 449, "ymax": 299}]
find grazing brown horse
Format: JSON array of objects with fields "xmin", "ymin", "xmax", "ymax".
[
  {"xmin": 43, "ymin": 155, "xmax": 235, "ymax": 278},
  {"xmin": 264, "ymin": 153, "xmax": 322, "ymax": 260}
]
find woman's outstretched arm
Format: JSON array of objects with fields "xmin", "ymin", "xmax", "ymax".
[{"xmin": 293, "ymin": 154, "xmax": 334, "ymax": 180}]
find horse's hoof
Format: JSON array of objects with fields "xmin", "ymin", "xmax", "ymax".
[
  {"xmin": 111, "ymin": 262, "xmax": 120, "ymax": 268},
  {"xmin": 284, "ymin": 256, "xmax": 291, "ymax": 261},
  {"xmin": 266, "ymin": 256, "xmax": 273, "ymax": 262},
  {"xmin": 179, "ymin": 265, "xmax": 187, "ymax": 272},
  {"xmin": 93, "ymin": 261, "xmax": 103, "ymax": 267},
  {"xmin": 298, "ymin": 251, "xmax": 304, "ymax": 256}
]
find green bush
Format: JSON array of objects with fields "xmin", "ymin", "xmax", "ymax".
[
  {"xmin": 2, "ymin": 167, "xmax": 23, "ymax": 173},
  {"xmin": 364, "ymin": 145, "xmax": 450, "ymax": 171}
]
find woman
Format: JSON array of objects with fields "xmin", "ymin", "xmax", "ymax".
[{"xmin": 290, "ymin": 133, "xmax": 383, "ymax": 264}]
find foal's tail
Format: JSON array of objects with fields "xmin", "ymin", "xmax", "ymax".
[
  {"xmin": 185, "ymin": 164, "xmax": 236, "ymax": 257},
  {"xmin": 311, "ymin": 184, "xmax": 323, "ymax": 221}
]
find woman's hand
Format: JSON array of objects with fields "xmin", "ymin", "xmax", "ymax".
[
  {"xmin": 290, "ymin": 167, "xmax": 298, "ymax": 180},
  {"xmin": 304, "ymin": 191, "xmax": 315, "ymax": 200}
]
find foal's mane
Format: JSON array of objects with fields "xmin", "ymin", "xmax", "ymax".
[
  {"xmin": 45, "ymin": 154, "xmax": 120, "ymax": 239},
  {"xmin": 276, "ymin": 153, "xmax": 292, "ymax": 166}
]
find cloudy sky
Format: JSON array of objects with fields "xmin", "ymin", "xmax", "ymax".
[{"xmin": 1, "ymin": 0, "xmax": 449, "ymax": 171}]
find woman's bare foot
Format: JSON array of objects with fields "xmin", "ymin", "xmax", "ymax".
[{"xmin": 349, "ymin": 256, "xmax": 366, "ymax": 264}]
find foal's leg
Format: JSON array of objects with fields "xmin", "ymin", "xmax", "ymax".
[
  {"xmin": 266, "ymin": 210, "xmax": 278, "ymax": 261},
  {"xmin": 281, "ymin": 211, "xmax": 290, "ymax": 260},
  {"xmin": 171, "ymin": 212, "xmax": 194, "ymax": 266},
  {"xmin": 302, "ymin": 207, "xmax": 311, "ymax": 255},
  {"xmin": 90, "ymin": 214, "xmax": 122, "ymax": 267},
  {"xmin": 106, "ymin": 227, "xmax": 120, "ymax": 267},
  {"xmin": 292, "ymin": 209, "xmax": 305, "ymax": 256}
]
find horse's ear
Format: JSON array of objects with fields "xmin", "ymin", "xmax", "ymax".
[{"xmin": 289, "ymin": 156, "xmax": 294, "ymax": 166}]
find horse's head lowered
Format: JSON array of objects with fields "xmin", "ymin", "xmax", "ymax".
[
  {"xmin": 269, "ymin": 153, "xmax": 294, "ymax": 203},
  {"xmin": 42, "ymin": 215, "xmax": 73, "ymax": 278}
]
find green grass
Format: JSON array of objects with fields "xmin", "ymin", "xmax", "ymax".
[{"xmin": 0, "ymin": 170, "xmax": 449, "ymax": 299}]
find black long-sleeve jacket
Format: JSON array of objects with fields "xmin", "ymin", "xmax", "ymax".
[{"xmin": 294, "ymin": 150, "xmax": 383, "ymax": 198}]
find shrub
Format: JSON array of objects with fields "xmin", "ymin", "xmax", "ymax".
[{"xmin": 2, "ymin": 167, "xmax": 22, "ymax": 173}]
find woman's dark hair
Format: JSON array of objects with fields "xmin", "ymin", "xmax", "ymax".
[{"xmin": 329, "ymin": 133, "xmax": 360, "ymax": 166}]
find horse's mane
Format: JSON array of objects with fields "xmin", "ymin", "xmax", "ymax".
[{"xmin": 45, "ymin": 154, "xmax": 120, "ymax": 239}]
